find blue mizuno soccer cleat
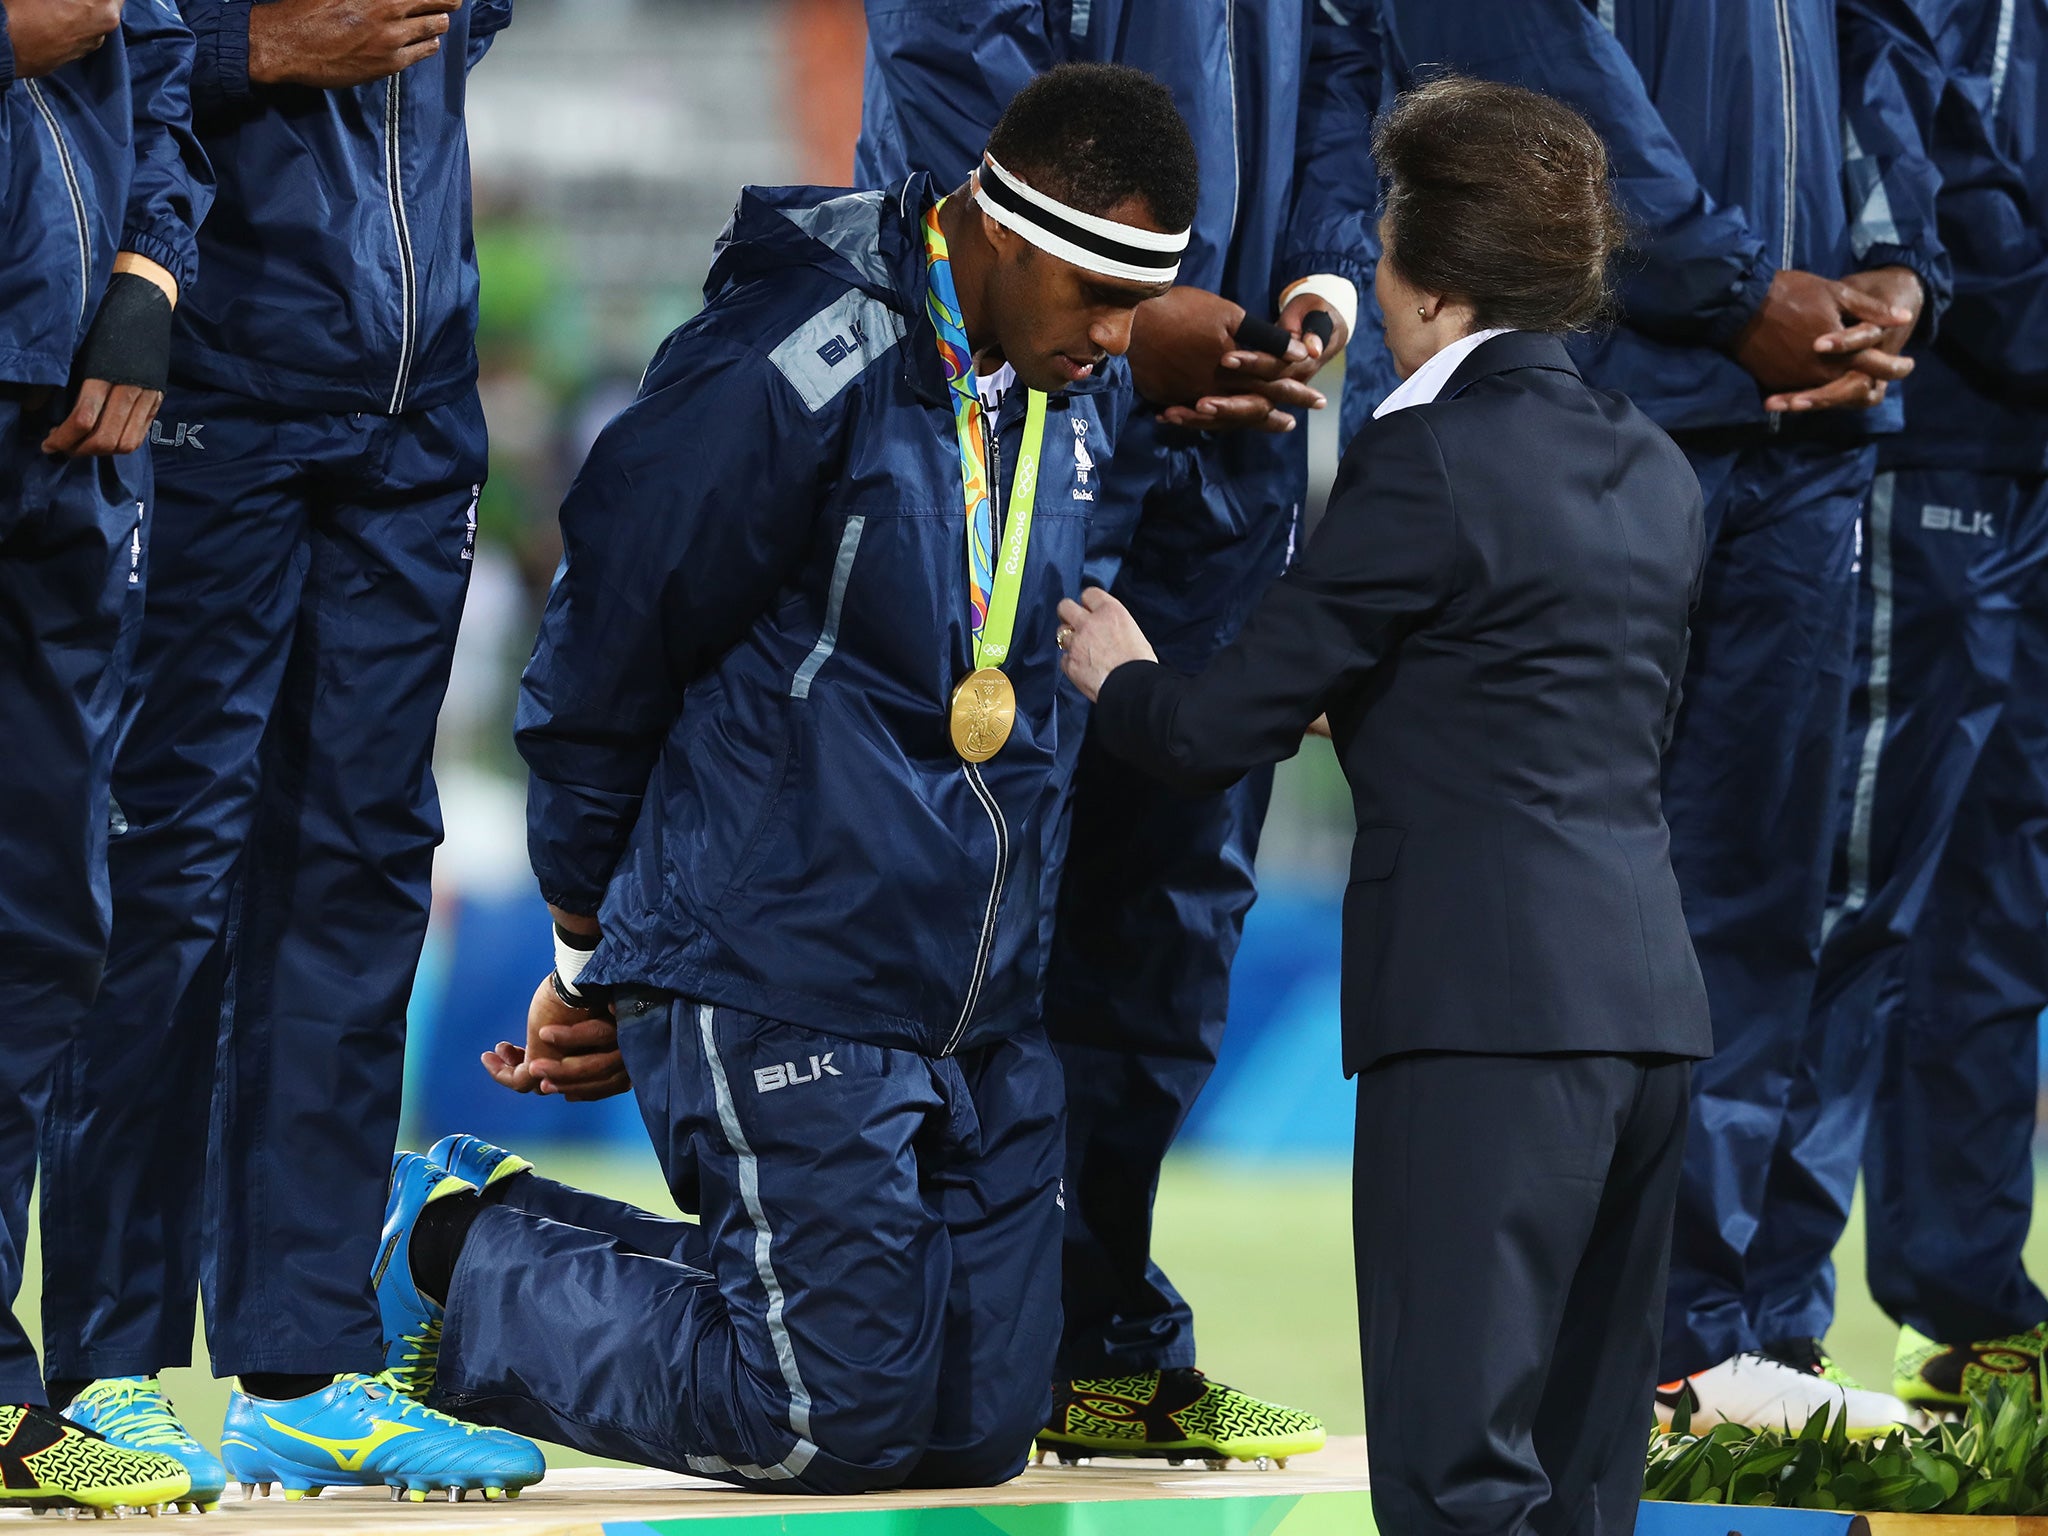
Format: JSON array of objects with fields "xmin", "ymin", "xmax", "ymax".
[
  {"xmin": 219, "ymin": 1372, "xmax": 544, "ymax": 1503},
  {"xmin": 425, "ymin": 1133, "xmax": 533, "ymax": 1193},
  {"xmin": 379, "ymin": 1152, "xmax": 477, "ymax": 1401},
  {"xmin": 64, "ymin": 1378, "xmax": 226, "ymax": 1511}
]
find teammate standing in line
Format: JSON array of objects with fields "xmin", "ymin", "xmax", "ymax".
[
  {"xmin": 1784, "ymin": 0, "xmax": 2048, "ymax": 1413},
  {"xmin": 36, "ymin": 0, "xmax": 544, "ymax": 1501},
  {"xmin": 1376, "ymin": 0, "xmax": 1948, "ymax": 1433},
  {"xmin": 373, "ymin": 66, "xmax": 1228, "ymax": 1495},
  {"xmin": 0, "ymin": 0, "xmax": 211, "ymax": 1509},
  {"xmin": 857, "ymin": 0, "xmax": 1392, "ymax": 1465}
]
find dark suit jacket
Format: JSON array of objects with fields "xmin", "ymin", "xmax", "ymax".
[{"xmin": 1095, "ymin": 332, "xmax": 1714, "ymax": 1074}]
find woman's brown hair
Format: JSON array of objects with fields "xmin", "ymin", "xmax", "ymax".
[{"xmin": 1373, "ymin": 74, "xmax": 1627, "ymax": 334}]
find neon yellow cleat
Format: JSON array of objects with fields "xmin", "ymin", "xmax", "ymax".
[
  {"xmin": 1038, "ymin": 1368, "xmax": 1325, "ymax": 1467},
  {"xmin": 1894, "ymin": 1321, "xmax": 2048, "ymax": 1413},
  {"xmin": 0, "ymin": 1403, "xmax": 190, "ymax": 1514}
]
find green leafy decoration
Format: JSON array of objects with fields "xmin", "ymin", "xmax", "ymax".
[{"xmin": 1645, "ymin": 1385, "xmax": 2048, "ymax": 1517}]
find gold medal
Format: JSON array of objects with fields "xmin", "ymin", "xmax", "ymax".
[{"xmin": 950, "ymin": 666, "xmax": 1016, "ymax": 762}]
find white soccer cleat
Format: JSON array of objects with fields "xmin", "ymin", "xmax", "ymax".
[{"xmin": 1656, "ymin": 1351, "xmax": 1915, "ymax": 1438}]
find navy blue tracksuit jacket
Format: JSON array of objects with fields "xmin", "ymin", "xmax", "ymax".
[
  {"xmin": 1, "ymin": 0, "xmax": 208, "ymax": 385},
  {"xmin": 39, "ymin": 0, "xmax": 506, "ymax": 1384},
  {"xmin": 426, "ymin": 179, "xmax": 1131, "ymax": 1492},
  {"xmin": 525, "ymin": 176, "xmax": 1133, "ymax": 1052},
  {"xmin": 1380, "ymin": 0, "xmax": 1950, "ymax": 1379},
  {"xmin": 858, "ymin": 0, "xmax": 1393, "ymax": 1378}
]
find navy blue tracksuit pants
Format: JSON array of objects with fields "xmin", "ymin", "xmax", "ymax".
[
  {"xmin": 1719, "ymin": 469, "xmax": 2048, "ymax": 1347},
  {"xmin": 1661, "ymin": 437, "xmax": 1875, "ymax": 1379},
  {"xmin": 0, "ymin": 393, "xmax": 147, "ymax": 1402},
  {"xmin": 39, "ymin": 382, "xmax": 482, "ymax": 1380},
  {"xmin": 1859, "ymin": 470, "xmax": 2048, "ymax": 1345},
  {"xmin": 1046, "ymin": 417, "xmax": 1293, "ymax": 1375},
  {"xmin": 436, "ymin": 998, "xmax": 1066, "ymax": 1495}
]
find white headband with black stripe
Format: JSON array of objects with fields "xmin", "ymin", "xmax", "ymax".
[{"xmin": 974, "ymin": 153, "xmax": 1189, "ymax": 285}]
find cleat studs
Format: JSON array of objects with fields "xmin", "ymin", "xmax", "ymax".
[
  {"xmin": 1254, "ymin": 1456, "xmax": 1273, "ymax": 1471},
  {"xmin": 479, "ymin": 1488, "xmax": 502, "ymax": 1502},
  {"xmin": 1205, "ymin": 1458, "xmax": 1229, "ymax": 1471},
  {"xmin": 1275, "ymin": 1457, "xmax": 1289, "ymax": 1470},
  {"xmin": 408, "ymin": 1488, "xmax": 427, "ymax": 1503},
  {"xmin": 446, "ymin": 1488, "xmax": 461, "ymax": 1503},
  {"xmin": 505, "ymin": 1488, "xmax": 521, "ymax": 1500},
  {"xmin": 389, "ymin": 1486, "xmax": 404, "ymax": 1502},
  {"xmin": 282, "ymin": 1490, "xmax": 303, "ymax": 1502}
]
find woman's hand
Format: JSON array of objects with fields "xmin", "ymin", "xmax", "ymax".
[{"xmin": 1058, "ymin": 588, "xmax": 1157, "ymax": 702}]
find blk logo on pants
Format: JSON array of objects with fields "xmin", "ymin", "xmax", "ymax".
[
  {"xmin": 147, "ymin": 420, "xmax": 203, "ymax": 450},
  {"xmin": 753, "ymin": 1055, "xmax": 842, "ymax": 1093},
  {"xmin": 1922, "ymin": 505, "xmax": 1995, "ymax": 538}
]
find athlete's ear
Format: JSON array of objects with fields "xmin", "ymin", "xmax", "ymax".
[{"xmin": 980, "ymin": 206, "xmax": 1023, "ymax": 263}]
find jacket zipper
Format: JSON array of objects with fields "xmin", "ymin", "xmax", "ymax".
[
  {"xmin": 1991, "ymin": 0, "xmax": 2017, "ymax": 115},
  {"xmin": 945, "ymin": 403, "xmax": 1013, "ymax": 1055},
  {"xmin": 1773, "ymin": 0, "xmax": 1797, "ymax": 268},
  {"xmin": 383, "ymin": 75, "xmax": 419, "ymax": 413},
  {"xmin": 947, "ymin": 761, "xmax": 1010, "ymax": 1055},
  {"xmin": 27, "ymin": 83, "xmax": 92, "ymax": 327},
  {"xmin": 1223, "ymin": 0, "xmax": 1241, "ymax": 250}
]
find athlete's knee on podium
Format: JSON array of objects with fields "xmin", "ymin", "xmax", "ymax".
[
  {"xmin": 902, "ymin": 1433, "xmax": 1035, "ymax": 1491},
  {"xmin": 761, "ymin": 1376, "xmax": 944, "ymax": 1496}
]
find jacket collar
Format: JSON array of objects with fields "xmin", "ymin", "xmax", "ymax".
[{"xmin": 1441, "ymin": 330, "xmax": 1582, "ymax": 402}]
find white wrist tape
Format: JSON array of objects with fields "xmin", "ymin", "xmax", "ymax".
[
  {"xmin": 553, "ymin": 926, "xmax": 596, "ymax": 994},
  {"xmin": 1279, "ymin": 274, "xmax": 1360, "ymax": 346}
]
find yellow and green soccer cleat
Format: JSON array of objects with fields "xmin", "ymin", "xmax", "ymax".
[
  {"xmin": 1036, "ymin": 1368, "xmax": 1325, "ymax": 1468},
  {"xmin": 0, "ymin": 1403, "xmax": 190, "ymax": 1514},
  {"xmin": 1893, "ymin": 1322, "xmax": 2048, "ymax": 1414}
]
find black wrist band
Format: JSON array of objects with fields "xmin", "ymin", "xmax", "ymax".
[
  {"xmin": 73, "ymin": 272, "xmax": 174, "ymax": 392},
  {"xmin": 549, "ymin": 969, "xmax": 612, "ymax": 1010}
]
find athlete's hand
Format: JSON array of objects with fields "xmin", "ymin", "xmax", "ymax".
[
  {"xmin": 42, "ymin": 379, "xmax": 162, "ymax": 457},
  {"xmin": 1730, "ymin": 268, "xmax": 1915, "ymax": 402},
  {"xmin": 248, "ymin": 0, "xmax": 460, "ymax": 88},
  {"xmin": 1130, "ymin": 286, "xmax": 1327, "ymax": 434},
  {"xmin": 1766, "ymin": 265, "xmax": 1924, "ymax": 411},
  {"xmin": 1, "ymin": 0, "xmax": 121, "ymax": 76},
  {"xmin": 483, "ymin": 978, "xmax": 631, "ymax": 1101}
]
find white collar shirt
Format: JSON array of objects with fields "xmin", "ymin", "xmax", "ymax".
[{"xmin": 1372, "ymin": 328, "xmax": 1516, "ymax": 420}]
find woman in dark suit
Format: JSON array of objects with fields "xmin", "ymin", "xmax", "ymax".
[{"xmin": 1058, "ymin": 78, "xmax": 1714, "ymax": 1536}]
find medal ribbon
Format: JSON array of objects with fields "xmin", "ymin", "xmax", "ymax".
[{"xmin": 923, "ymin": 201, "xmax": 1048, "ymax": 670}]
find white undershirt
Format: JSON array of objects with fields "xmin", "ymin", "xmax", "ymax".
[
  {"xmin": 1373, "ymin": 328, "xmax": 1515, "ymax": 420},
  {"xmin": 975, "ymin": 364, "xmax": 1015, "ymax": 412}
]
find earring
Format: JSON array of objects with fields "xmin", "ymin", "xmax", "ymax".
[{"xmin": 1418, "ymin": 306, "xmax": 1427, "ymax": 318}]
